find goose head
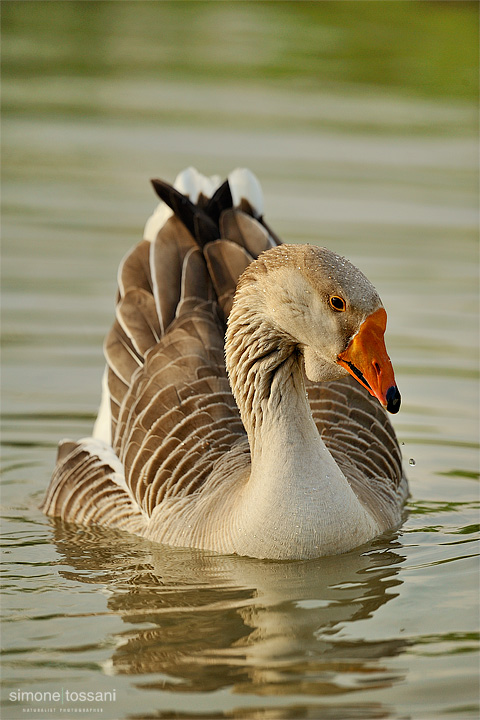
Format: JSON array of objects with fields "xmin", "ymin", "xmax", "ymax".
[{"xmin": 234, "ymin": 244, "xmax": 401, "ymax": 414}]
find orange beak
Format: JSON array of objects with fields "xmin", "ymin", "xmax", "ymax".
[{"xmin": 337, "ymin": 308, "xmax": 401, "ymax": 414}]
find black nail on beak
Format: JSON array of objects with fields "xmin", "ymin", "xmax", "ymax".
[{"xmin": 386, "ymin": 385, "xmax": 401, "ymax": 414}]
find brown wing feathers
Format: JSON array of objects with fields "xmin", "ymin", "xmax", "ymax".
[
  {"xmin": 94, "ymin": 176, "xmax": 265, "ymax": 517},
  {"xmin": 307, "ymin": 378, "xmax": 405, "ymax": 526}
]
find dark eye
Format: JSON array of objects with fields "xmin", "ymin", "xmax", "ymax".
[{"xmin": 329, "ymin": 295, "xmax": 346, "ymax": 312}]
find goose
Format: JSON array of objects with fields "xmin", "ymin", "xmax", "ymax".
[{"xmin": 42, "ymin": 168, "xmax": 407, "ymax": 560}]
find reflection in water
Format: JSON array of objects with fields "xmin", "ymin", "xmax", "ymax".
[{"xmin": 50, "ymin": 521, "xmax": 408, "ymax": 703}]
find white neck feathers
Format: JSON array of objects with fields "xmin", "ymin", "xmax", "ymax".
[{"xmin": 224, "ymin": 286, "xmax": 378, "ymax": 559}]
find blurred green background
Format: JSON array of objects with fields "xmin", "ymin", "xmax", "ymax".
[{"xmin": 2, "ymin": 1, "xmax": 478, "ymax": 126}]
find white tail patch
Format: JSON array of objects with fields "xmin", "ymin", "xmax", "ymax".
[
  {"xmin": 174, "ymin": 166, "xmax": 221, "ymax": 204},
  {"xmin": 144, "ymin": 203, "xmax": 174, "ymax": 243},
  {"xmin": 144, "ymin": 167, "xmax": 264, "ymax": 244},
  {"xmin": 92, "ymin": 366, "xmax": 112, "ymax": 445},
  {"xmin": 228, "ymin": 168, "xmax": 264, "ymax": 217}
]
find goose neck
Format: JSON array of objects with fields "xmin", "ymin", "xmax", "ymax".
[{"xmin": 225, "ymin": 303, "xmax": 299, "ymax": 445}]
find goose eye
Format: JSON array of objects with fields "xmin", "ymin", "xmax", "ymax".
[{"xmin": 329, "ymin": 295, "xmax": 346, "ymax": 312}]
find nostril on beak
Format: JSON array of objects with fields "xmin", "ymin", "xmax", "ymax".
[{"xmin": 373, "ymin": 361, "xmax": 381, "ymax": 377}]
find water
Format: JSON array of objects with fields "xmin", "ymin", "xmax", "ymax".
[{"xmin": 1, "ymin": 3, "xmax": 479, "ymax": 719}]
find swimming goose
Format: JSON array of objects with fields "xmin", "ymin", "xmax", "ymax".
[{"xmin": 42, "ymin": 168, "xmax": 407, "ymax": 559}]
